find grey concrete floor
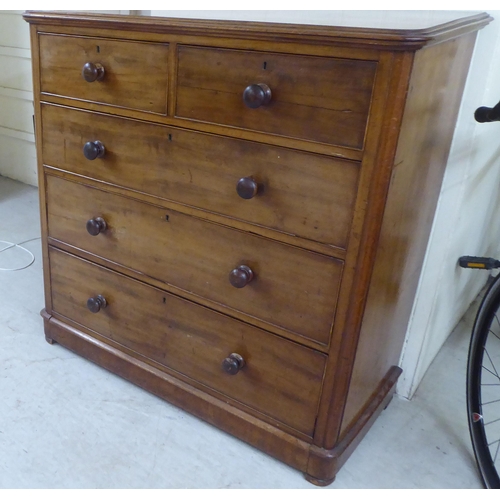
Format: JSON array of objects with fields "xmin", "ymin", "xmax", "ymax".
[{"xmin": 0, "ymin": 175, "xmax": 485, "ymax": 488}]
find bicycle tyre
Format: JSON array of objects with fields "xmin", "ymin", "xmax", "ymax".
[{"xmin": 467, "ymin": 273, "xmax": 500, "ymax": 488}]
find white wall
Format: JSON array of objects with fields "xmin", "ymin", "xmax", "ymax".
[
  {"xmin": 3, "ymin": 9, "xmax": 500, "ymax": 399},
  {"xmin": 0, "ymin": 10, "xmax": 37, "ymax": 186}
]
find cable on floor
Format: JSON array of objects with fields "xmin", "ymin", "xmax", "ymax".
[{"xmin": 0, "ymin": 237, "xmax": 41, "ymax": 271}]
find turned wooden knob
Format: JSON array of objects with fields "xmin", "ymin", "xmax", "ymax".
[
  {"xmin": 222, "ymin": 353, "xmax": 245, "ymax": 375},
  {"xmin": 83, "ymin": 140, "xmax": 105, "ymax": 160},
  {"xmin": 87, "ymin": 295, "xmax": 107, "ymax": 313},
  {"xmin": 229, "ymin": 265, "xmax": 254, "ymax": 288},
  {"xmin": 82, "ymin": 62, "xmax": 105, "ymax": 82},
  {"xmin": 243, "ymin": 83, "xmax": 272, "ymax": 109},
  {"xmin": 236, "ymin": 177, "xmax": 258, "ymax": 199},
  {"xmin": 86, "ymin": 217, "xmax": 107, "ymax": 236}
]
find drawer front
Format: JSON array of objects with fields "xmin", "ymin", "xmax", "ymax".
[
  {"xmin": 42, "ymin": 104, "xmax": 359, "ymax": 248},
  {"xmin": 176, "ymin": 46, "xmax": 377, "ymax": 149},
  {"xmin": 39, "ymin": 34, "xmax": 169, "ymax": 113},
  {"xmin": 46, "ymin": 176, "xmax": 342, "ymax": 345},
  {"xmin": 49, "ymin": 248, "xmax": 326, "ymax": 436}
]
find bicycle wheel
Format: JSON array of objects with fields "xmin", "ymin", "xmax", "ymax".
[{"xmin": 467, "ymin": 274, "xmax": 500, "ymax": 488}]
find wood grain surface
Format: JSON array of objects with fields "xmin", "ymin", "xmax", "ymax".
[
  {"xmin": 41, "ymin": 103, "xmax": 360, "ymax": 249},
  {"xmin": 50, "ymin": 247, "xmax": 327, "ymax": 436},
  {"xmin": 176, "ymin": 46, "xmax": 376, "ymax": 148},
  {"xmin": 45, "ymin": 175, "xmax": 343, "ymax": 345},
  {"xmin": 39, "ymin": 33, "xmax": 169, "ymax": 113}
]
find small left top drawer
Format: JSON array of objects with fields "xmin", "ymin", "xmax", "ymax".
[{"xmin": 39, "ymin": 34, "xmax": 169, "ymax": 114}]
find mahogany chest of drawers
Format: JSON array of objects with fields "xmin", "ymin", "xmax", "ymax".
[{"xmin": 24, "ymin": 11, "xmax": 490, "ymax": 485}]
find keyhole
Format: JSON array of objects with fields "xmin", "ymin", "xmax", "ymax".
[
  {"xmin": 168, "ymin": 134, "xmax": 172, "ymax": 141},
  {"xmin": 263, "ymin": 61, "xmax": 267, "ymax": 70},
  {"xmin": 96, "ymin": 45, "xmax": 100, "ymax": 53}
]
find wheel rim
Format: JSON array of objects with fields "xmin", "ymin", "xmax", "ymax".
[{"xmin": 467, "ymin": 279, "xmax": 500, "ymax": 488}]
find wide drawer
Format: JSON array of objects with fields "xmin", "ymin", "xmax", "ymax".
[
  {"xmin": 176, "ymin": 45, "xmax": 377, "ymax": 149},
  {"xmin": 49, "ymin": 248, "xmax": 327, "ymax": 436},
  {"xmin": 41, "ymin": 104, "xmax": 359, "ymax": 249},
  {"xmin": 46, "ymin": 176, "xmax": 342, "ymax": 345},
  {"xmin": 39, "ymin": 34, "xmax": 169, "ymax": 113}
]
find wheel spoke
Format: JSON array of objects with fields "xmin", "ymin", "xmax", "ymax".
[
  {"xmin": 487, "ymin": 437, "xmax": 500, "ymax": 447},
  {"xmin": 481, "ymin": 397, "xmax": 500, "ymax": 405},
  {"xmin": 494, "ymin": 441, "xmax": 500, "ymax": 465},
  {"xmin": 493, "ymin": 312, "xmax": 500, "ymax": 333},
  {"xmin": 484, "ymin": 416, "xmax": 500, "ymax": 426},
  {"xmin": 483, "ymin": 348, "xmax": 500, "ymax": 379},
  {"xmin": 489, "ymin": 328, "xmax": 500, "ymax": 342},
  {"xmin": 482, "ymin": 364, "xmax": 500, "ymax": 381}
]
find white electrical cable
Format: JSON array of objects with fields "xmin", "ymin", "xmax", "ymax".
[{"xmin": 0, "ymin": 237, "xmax": 41, "ymax": 271}]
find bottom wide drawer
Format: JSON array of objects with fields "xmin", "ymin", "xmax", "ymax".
[{"xmin": 49, "ymin": 247, "xmax": 327, "ymax": 437}]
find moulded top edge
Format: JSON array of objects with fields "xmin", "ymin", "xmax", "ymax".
[{"xmin": 22, "ymin": 10, "xmax": 493, "ymax": 51}]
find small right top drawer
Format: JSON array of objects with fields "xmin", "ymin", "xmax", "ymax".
[{"xmin": 176, "ymin": 46, "xmax": 377, "ymax": 149}]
